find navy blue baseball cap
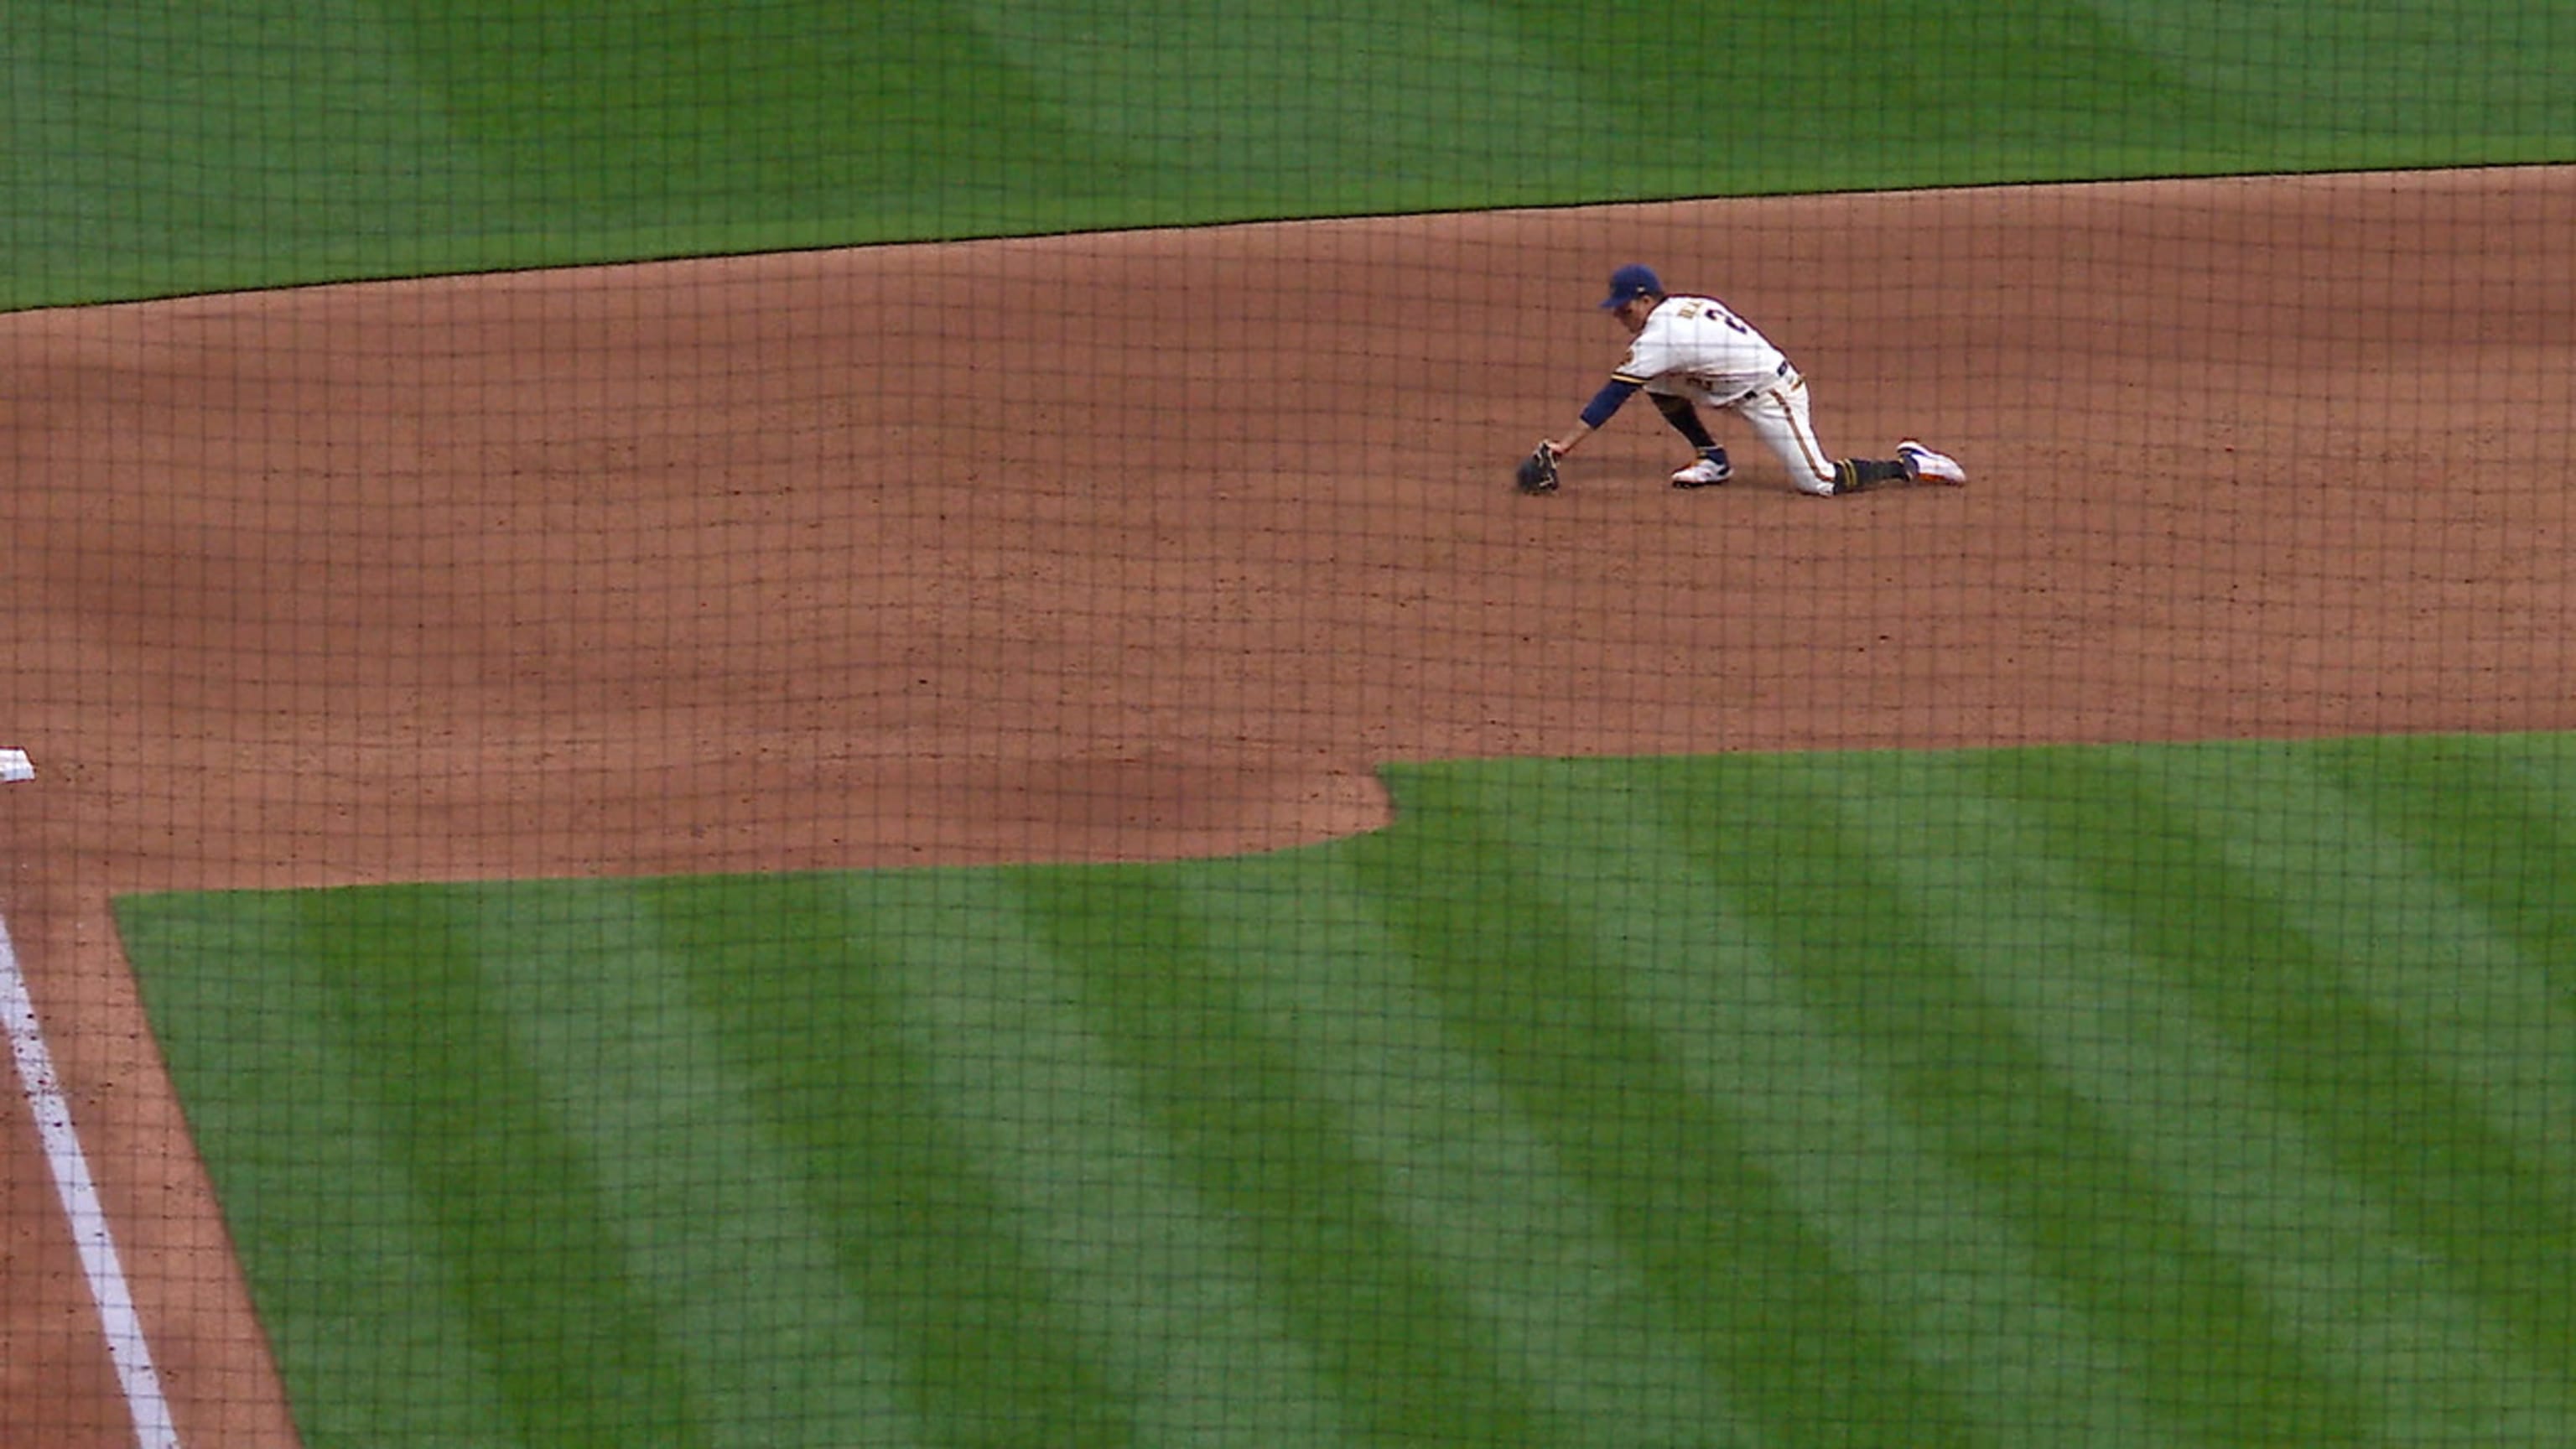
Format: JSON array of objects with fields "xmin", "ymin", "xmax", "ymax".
[{"xmin": 1598, "ymin": 263, "xmax": 1663, "ymax": 309}]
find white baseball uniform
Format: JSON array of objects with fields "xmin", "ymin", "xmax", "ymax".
[{"xmin": 1613, "ymin": 294, "xmax": 1840, "ymax": 496}]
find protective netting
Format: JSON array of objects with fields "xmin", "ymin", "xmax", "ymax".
[{"xmin": 4, "ymin": 4, "xmax": 2573, "ymax": 1446}]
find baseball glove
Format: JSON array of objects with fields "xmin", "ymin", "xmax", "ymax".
[{"xmin": 1515, "ymin": 443, "xmax": 1561, "ymax": 495}]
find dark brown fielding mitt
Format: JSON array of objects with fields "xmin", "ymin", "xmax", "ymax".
[{"xmin": 1515, "ymin": 444, "xmax": 1561, "ymax": 495}]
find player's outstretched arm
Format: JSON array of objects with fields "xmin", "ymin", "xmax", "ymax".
[{"xmin": 1547, "ymin": 375, "xmax": 1644, "ymax": 456}]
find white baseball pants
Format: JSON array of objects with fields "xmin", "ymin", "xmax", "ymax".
[{"xmin": 1725, "ymin": 367, "xmax": 1838, "ymax": 496}]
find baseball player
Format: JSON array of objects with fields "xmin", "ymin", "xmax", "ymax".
[{"xmin": 1521, "ymin": 263, "xmax": 1966, "ymax": 496}]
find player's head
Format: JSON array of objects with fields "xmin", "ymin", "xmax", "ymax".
[
  {"xmin": 1598, "ymin": 263, "xmax": 1665, "ymax": 329},
  {"xmin": 1599, "ymin": 263, "xmax": 1664, "ymax": 310}
]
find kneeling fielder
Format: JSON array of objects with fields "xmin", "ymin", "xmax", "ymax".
[{"xmin": 1536, "ymin": 264, "xmax": 1966, "ymax": 496}]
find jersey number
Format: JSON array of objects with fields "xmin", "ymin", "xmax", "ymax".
[{"xmin": 1680, "ymin": 299, "xmax": 1752, "ymax": 335}]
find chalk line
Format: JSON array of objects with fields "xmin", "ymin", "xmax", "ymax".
[{"xmin": 3, "ymin": 904, "xmax": 184, "ymax": 1449}]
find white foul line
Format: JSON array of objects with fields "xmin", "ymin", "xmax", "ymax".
[{"xmin": 2, "ymin": 906, "xmax": 184, "ymax": 1449}]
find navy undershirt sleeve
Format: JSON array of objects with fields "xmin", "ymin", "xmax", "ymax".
[{"xmin": 1579, "ymin": 377, "xmax": 1644, "ymax": 430}]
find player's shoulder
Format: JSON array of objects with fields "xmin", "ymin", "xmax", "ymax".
[{"xmin": 1638, "ymin": 293, "xmax": 1701, "ymax": 329}]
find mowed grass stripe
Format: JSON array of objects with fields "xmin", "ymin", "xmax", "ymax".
[
  {"xmin": 948, "ymin": 0, "xmax": 1612, "ymax": 215},
  {"xmin": 1642, "ymin": 756, "xmax": 2378, "ymax": 1449},
  {"xmin": 819, "ymin": 870, "xmax": 1349, "ymax": 1449},
  {"xmin": 1158, "ymin": 853, "xmax": 1753, "ymax": 1448},
  {"xmin": 1445, "ymin": 764, "xmax": 2174, "ymax": 1449},
  {"xmin": 286, "ymin": 887, "xmax": 717, "ymax": 1449},
  {"xmin": 1018, "ymin": 867, "xmax": 1552, "ymax": 1449},
  {"xmin": 117, "ymin": 895, "xmax": 527, "ymax": 1449},
  {"xmin": 1990, "ymin": 747, "xmax": 2576, "ymax": 1372},
  {"xmin": 2308, "ymin": 735, "xmax": 2576, "ymax": 971},
  {"xmin": 1020, "ymin": 860, "xmax": 1545, "ymax": 1433},
  {"xmin": 1362, "ymin": 768, "xmax": 1977, "ymax": 1449},
  {"xmin": 2307, "ymin": 736, "xmax": 2576, "ymax": 1171},
  {"xmin": 659, "ymin": 873, "xmax": 1135, "ymax": 1448},
  {"xmin": 484, "ymin": 880, "xmax": 929, "ymax": 1447},
  {"xmin": 1816, "ymin": 757, "xmax": 2564, "ymax": 1445},
  {"xmin": 2184, "ymin": 740, "xmax": 2576, "ymax": 1194}
]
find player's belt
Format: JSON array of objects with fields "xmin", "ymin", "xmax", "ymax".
[{"xmin": 1720, "ymin": 361, "xmax": 1794, "ymax": 407}]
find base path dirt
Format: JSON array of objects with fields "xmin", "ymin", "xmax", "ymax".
[{"xmin": 3, "ymin": 168, "xmax": 2571, "ymax": 1446}]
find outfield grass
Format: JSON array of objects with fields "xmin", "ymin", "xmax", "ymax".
[
  {"xmin": 117, "ymin": 736, "xmax": 2576, "ymax": 1449},
  {"xmin": 8, "ymin": 0, "xmax": 2573, "ymax": 308}
]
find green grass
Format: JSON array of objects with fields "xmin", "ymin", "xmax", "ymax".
[
  {"xmin": 10, "ymin": 0, "xmax": 2574, "ymax": 308},
  {"xmin": 116, "ymin": 735, "xmax": 2576, "ymax": 1449}
]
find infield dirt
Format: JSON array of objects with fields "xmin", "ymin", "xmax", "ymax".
[{"xmin": 4, "ymin": 169, "xmax": 2572, "ymax": 1446}]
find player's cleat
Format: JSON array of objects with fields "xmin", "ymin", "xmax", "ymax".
[
  {"xmin": 1896, "ymin": 439, "xmax": 1968, "ymax": 486},
  {"xmin": 1670, "ymin": 456, "xmax": 1732, "ymax": 488}
]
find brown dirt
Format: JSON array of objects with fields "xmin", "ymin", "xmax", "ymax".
[{"xmin": 3, "ymin": 168, "xmax": 2572, "ymax": 1446}]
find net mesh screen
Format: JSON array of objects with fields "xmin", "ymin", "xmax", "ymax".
[{"xmin": 4, "ymin": 3, "xmax": 2572, "ymax": 1446}]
